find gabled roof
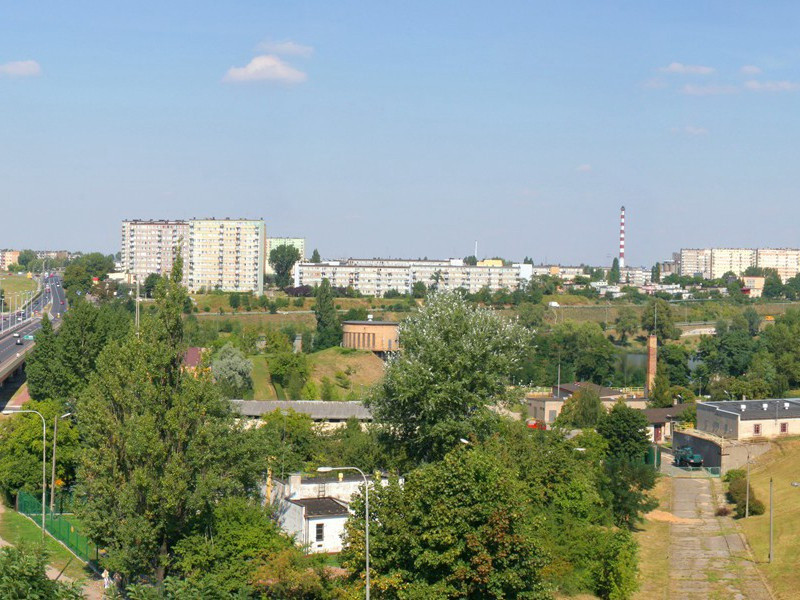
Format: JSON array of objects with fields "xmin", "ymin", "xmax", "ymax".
[
  {"xmin": 289, "ymin": 497, "xmax": 349, "ymax": 517},
  {"xmin": 640, "ymin": 404, "xmax": 693, "ymax": 424}
]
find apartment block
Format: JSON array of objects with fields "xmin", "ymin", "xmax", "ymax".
[
  {"xmin": 187, "ymin": 219, "xmax": 265, "ymax": 294},
  {"xmin": 0, "ymin": 250, "xmax": 20, "ymax": 270},
  {"xmin": 679, "ymin": 248, "xmax": 713, "ymax": 278},
  {"xmin": 709, "ymin": 248, "xmax": 756, "ymax": 280},
  {"xmin": 265, "ymin": 237, "xmax": 306, "ymax": 275},
  {"xmin": 756, "ymin": 248, "xmax": 800, "ymax": 282},
  {"xmin": 294, "ymin": 258, "xmax": 532, "ymax": 296},
  {"xmin": 121, "ymin": 220, "xmax": 189, "ymax": 280}
]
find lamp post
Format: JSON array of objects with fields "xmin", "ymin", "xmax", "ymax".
[
  {"xmin": 3, "ymin": 409, "xmax": 47, "ymax": 539},
  {"xmin": 50, "ymin": 413, "xmax": 72, "ymax": 514},
  {"xmin": 318, "ymin": 466, "xmax": 369, "ymax": 599}
]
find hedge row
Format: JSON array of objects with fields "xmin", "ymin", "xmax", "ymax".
[{"xmin": 726, "ymin": 471, "xmax": 765, "ymax": 518}]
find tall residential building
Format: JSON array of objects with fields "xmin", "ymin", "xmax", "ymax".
[
  {"xmin": 265, "ymin": 237, "xmax": 306, "ymax": 275},
  {"xmin": 679, "ymin": 248, "xmax": 712, "ymax": 279},
  {"xmin": 294, "ymin": 258, "xmax": 532, "ymax": 296},
  {"xmin": 0, "ymin": 250, "xmax": 20, "ymax": 270},
  {"xmin": 709, "ymin": 248, "xmax": 756, "ymax": 280},
  {"xmin": 187, "ymin": 218, "xmax": 265, "ymax": 294},
  {"xmin": 121, "ymin": 220, "xmax": 189, "ymax": 280},
  {"xmin": 756, "ymin": 248, "xmax": 800, "ymax": 282}
]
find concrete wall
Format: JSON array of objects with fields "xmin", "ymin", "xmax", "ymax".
[
  {"xmin": 342, "ymin": 322, "xmax": 400, "ymax": 352},
  {"xmin": 306, "ymin": 515, "xmax": 347, "ymax": 553},
  {"xmin": 277, "ymin": 501, "xmax": 306, "ymax": 546},
  {"xmin": 673, "ymin": 430, "xmax": 771, "ymax": 473},
  {"xmin": 696, "ymin": 404, "xmax": 740, "ymax": 439}
]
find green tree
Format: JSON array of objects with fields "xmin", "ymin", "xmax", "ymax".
[
  {"xmin": 228, "ymin": 292, "xmax": 240, "ymax": 311},
  {"xmin": 17, "ymin": 249, "xmax": 36, "ymax": 268},
  {"xmin": 268, "ymin": 351, "xmax": 310, "ymax": 388},
  {"xmin": 608, "ymin": 258, "xmax": 620, "ymax": 284},
  {"xmin": 591, "ymin": 529, "xmax": 639, "ymax": 600},
  {"xmin": 75, "ymin": 256, "xmax": 263, "ymax": 582},
  {"xmin": 763, "ymin": 270, "xmax": 784, "ymax": 298},
  {"xmin": 0, "ymin": 545, "xmax": 83, "ymax": 599},
  {"xmin": 463, "ymin": 255, "xmax": 478, "ymax": 266},
  {"xmin": 25, "ymin": 315, "xmax": 66, "ymax": 402},
  {"xmin": 411, "ymin": 280, "xmax": 427, "ymax": 298},
  {"xmin": 556, "ymin": 387, "xmax": 605, "ymax": 428},
  {"xmin": 143, "ymin": 273, "xmax": 162, "ymax": 298},
  {"xmin": 211, "ymin": 343, "xmax": 253, "ymax": 398},
  {"xmin": 269, "ymin": 245, "xmax": 302, "ymax": 289},
  {"xmin": 254, "ymin": 409, "xmax": 317, "ymax": 476},
  {"xmin": 614, "ymin": 307, "xmax": 639, "ymax": 344},
  {"xmin": 600, "ymin": 457, "xmax": 657, "ymax": 530},
  {"xmin": 310, "ymin": 248, "xmax": 321, "ymax": 263},
  {"xmin": 313, "ymin": 279, "xmax": 342, "ymax": 351},
  {"xmin": 640, "ymin": 298, "xmax": 679, "ymax": 340},
  {"xmin": 650, "ymin": 263, "xmax": 661, "ymax": 283},
  {"xmin": 648, "ymin": 364, "xmax": 673, "ymax": 408},
  {"xmin": 742, "ymin": 307, "xmax": 761, "ymax": 337},
  {"xmin": 342, "ymin": 447, "xmax": 550, "ymax": 599},
  {"xmin": 596, "ymin": 402, "xmax": 650, "ymax": 461},
  {"xmin": 368, "ymin": 291, "xmax": 529, "ymax": 463}
]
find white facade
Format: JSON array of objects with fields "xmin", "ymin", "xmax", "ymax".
[
  {"xmin": 294, "ymin": 258, "xmax": 532, "ymax": 295},
  {"xmin": 756, "ymin": 248, "xmax": 800, "ymax": 282},
  {"xmin": 121, "ymin": 220, "xmax": 189, "ymax": 281},
  {"xmin": 679, "ymin": 247, "xmax": 800, "ymax": 281},
  {"xmin": 276, "ymin": 499, "xmax": 349, "ymax": 553},
  {"xmin": 679, "ymin": 248, "xmax": 713, "ymax": 278},
  {"xmin": 188, "ymin": 219, "xmax": 265, "ymax": 294},
  {"xmin": 265, "ymin": 237, "xmax": 306, "ymax": 275},
  {"xmin": 710, "ymin": 248, "xmax": 757, "ymax": 280}
]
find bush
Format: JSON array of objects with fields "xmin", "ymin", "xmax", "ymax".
[
  {"xmin": 735, "ymin": 498, "xmax": 765, "ymax": 518},
  {"xmin": 727, "ymin": 476, "xmax": 764, "ymax": 518},
  {"xmin": 715, "ymin": 506, "xmax": 731, "ymax": 517},
  {"xmin": 293, "ymin": 298, "xmax": 304, "ymax": 308},
  {"xmin": 723, "ymin": 468, "xmax": 746, "ymax": 483}
]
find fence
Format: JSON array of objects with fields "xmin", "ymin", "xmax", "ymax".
[{"xmin": 17, "ymin": 490, "xmax": 99, "ymax": 563}]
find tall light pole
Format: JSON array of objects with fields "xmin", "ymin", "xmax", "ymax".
[
  {"xmin": 50, "ymin": 412, "xmax": 72, "ymax": 514},
  {"xmin": 3, "ymin": 409, "xmax": 47, "ymax": 539},
  {"xmin": 318, "ymin": 466, "xmax": 369, "ymax": 599}
]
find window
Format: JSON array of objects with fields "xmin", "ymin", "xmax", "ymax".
[
  {"xmin": 315, "ymin": 523, "xmax": 324, "ymax": 542},
  {"xmin": 753, "ymin": 423, "xmax": 761, "ymax": 436},
  {"xmin": 781, "ymin": 422, "xmax": 788, "ymax": 434}
]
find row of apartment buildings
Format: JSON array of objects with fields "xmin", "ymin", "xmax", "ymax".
[
  {"xmin": 120, "ymin": 219, "xmax": 307, "ymax": 294},
  {"xmin": 678, "ymin": 248, "xmax": 800, "ymax": 282}
]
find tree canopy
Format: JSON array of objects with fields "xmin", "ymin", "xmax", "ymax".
[{"xmin": 269, "ymin": 245, "xmax": 302, "ymax": 289}]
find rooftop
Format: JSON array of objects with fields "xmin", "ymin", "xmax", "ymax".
[
  {"xmin": 342, "ymin": 320, "xmax": 398, "ymax": 326},
  {"xmin": 553, "ymin": 382, "xmax": 625, "ymax": 399},
  {"xmin": 640, "ymin": 404, "xmax": 693, "ymax": 424},
  {"xmin": 288, "ymin": 497, "xmax": 349, "ymax": 518},
  {"xmin": 230, "ymin": 400, "xmax": 373, "ymax": 421},
  {"xmin": 700, "ymin": 399, "xmax": 800, "ymax": 421}
]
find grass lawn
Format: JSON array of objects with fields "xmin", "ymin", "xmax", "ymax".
[
  {"xmin": 309, "ymin": 347, "xmax": 385, "ymax": 396},
  {"xmin": 0, "ymin": 274, "xmax": 37, "ymax": 305},
  {"xmin": 250, "ymin": 355, "xmax": 277, "ymax": 400},
  {"xmin": 0, "ymin": 507, "xmax": 91, "ymax": 581},
  {"xmin": 737, "ymin": 438, "xmax": 800, "ymax": 599},
  {"xmin": 632, "ymin": 476, "xmax": 672, "ymax": 600}
]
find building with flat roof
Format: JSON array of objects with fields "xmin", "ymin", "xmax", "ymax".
[
  {"xmin": 265, "ymin": 237, "xmax": 306, "ymax": 275},
  {"xmin": 121, "ymin": 220, "xmax": 189, "ymax": 282},
  {"xmin": 756, "ymin": 248, "xmax": 800, "ymax": 282},
  {"xmin": 0, "ymin": 250, "xmax": 20, "ymax": 270},
  {"xmin": 342, "ymin": 320, "xmax": 399, "ymax": 354},
  {"xmin": 294, "ymin": 258, "xmax": 533, "ymax": 296},
  {"xmin": 696, "ymin": 399, "xmax": 800, "ymax": 440},
  {"xmin": 526, "ymin": 382, "xmax": 647, "ymax": 426}
]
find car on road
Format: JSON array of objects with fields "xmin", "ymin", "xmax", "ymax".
[
  {"xmin": 15, "ymin": 338, "xmax": 23, "ymax": 345},
  {"xmin": 60, "ymin": 300, "xmax": 64, "ymax": 305}
]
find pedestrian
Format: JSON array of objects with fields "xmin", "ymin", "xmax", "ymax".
[{"xmin": 102, "ymin": 569, "xmax": 111, "ymax": 589}]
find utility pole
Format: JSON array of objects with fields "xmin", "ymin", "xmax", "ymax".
[
  {"xmin": 746, "ymin": 445, "xmax": 751, "ymax": 518},
  {"xmin": 769, "ymin": 477, "xmax": 774, "ymax": 563},
  {"xmin": 135, "ymin": 276, "xmax": 140, "ymax": 337}
]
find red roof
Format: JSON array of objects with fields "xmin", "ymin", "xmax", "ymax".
[{"xmin": 182, "ymin": 347, "xmax": 204, "ymax": 368}]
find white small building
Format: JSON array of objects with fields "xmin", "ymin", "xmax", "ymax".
[
  {"xmin": 696, "ymin": 399, "xmax": 800, "ymax": 440},
  {"xmin": 277, "ymin": 497, "xmax": 349, "ymax": 553}
]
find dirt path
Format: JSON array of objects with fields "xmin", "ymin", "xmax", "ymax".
[
  {"xmin": 668, "ymin": 477, "xmax": 773, "ymax": 600},
  {"xmin": 0, "ymin": 501, "xmax": 104, "ymax": 599}
]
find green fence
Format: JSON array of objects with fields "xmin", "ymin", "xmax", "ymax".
[{"xmin": 17, "ymin": 490, "xmax": 99, "ymax": 563}]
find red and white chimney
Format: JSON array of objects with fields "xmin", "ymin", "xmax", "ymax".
[{"xmin": 618, "ymin": 205, "xmax": 626, "ymax": 269}]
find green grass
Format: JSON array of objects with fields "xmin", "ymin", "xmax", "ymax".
[
  {"xmin": 250, "ymin": 355, "xmax": 277, "ymax": 400},
  {"xmin": 0, "ymin": 507, "xmax": 91, "ymax": 581},
  {"xmin": 0, "ymin": 274, "xmax": 37, "ymax": 304}
]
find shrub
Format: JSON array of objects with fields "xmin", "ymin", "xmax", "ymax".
[
  {"xmin": 723, "ymin": 468, "xmax": 746, "ymax": 483},
  {"xmin": 293, "ymin": 298, "xmax": 304, "ymax": 308},
  {"xmin": 715, "ymin": 506, "xmax": 731, "ymax": 517}
]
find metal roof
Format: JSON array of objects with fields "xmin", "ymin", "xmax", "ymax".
[
  {"xmin": 230, "ymin": 400, "xmax": 373, "ymax": 421},
  {"xmin": 700, "ymin": 399, "xmax": 800, "ymax": 421},
  {"xmin": 640, "ymin": 403, "xmax": 693, "ymax": 424},
  {"xmin": 289, "ymin": 497, "xmax": 350, "ymax": 517}
]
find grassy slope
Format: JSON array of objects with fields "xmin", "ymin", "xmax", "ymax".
[
  {"xmin": 0, "ymin": 507, "xmax": 90, "ymax": 581},
  {"xmin": 0, "ymin": 274, "xmax": 37, "ymax": 301},
  {"xmin": 250, "ymin": 355, "xmax": 277, "ymax": 400},
  {"xmin": 737, "ymin": 438, "xmax": 800, "ymax": 599},
  {"xmin": 632, "ymin": 477, "xmax": 672, "ymax": 600}
]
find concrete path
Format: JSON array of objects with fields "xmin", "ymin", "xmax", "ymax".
[{"xmin": 668, "ymin": 477, "xmax": 772, "ymax": 600}]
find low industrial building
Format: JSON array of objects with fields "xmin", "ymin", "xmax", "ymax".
[
  {"xmin": 342, "ymin": 319, "xmax": 399, "ymax": 354},
  {"xmin": 230, "ymin": 400, "xmax": 373, "ymax": 430},
  {"xmin": 640, "ymin": 403, "xmax": 693, "ymax": 443},
  {"xmin": 696, "ymin": 399, "xmax": 800, "ymax": 440},
  {"xmin": 527, "ymin": 382, "xmax": 647, "ymax": 426}
]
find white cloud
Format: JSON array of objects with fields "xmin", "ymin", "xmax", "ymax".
[
  {"xmin": 744, "ymin": 79, "xmax": 799, "ymax": 92},
  {"xmin": 740, "ymin": 65, "xmax": 762, "ymax": 75},
  {"xmin": 576, "ymin": 164, "xmax": 592, "ymax": 172},
  {"xmin": 661, "ymin": 62, "xmax": 714, "ymax": 75},
  {"xmin": 223, "ymin": 55, "xmax": 307, "ymax": 84},
  {"xmin": 681, "ymin": 83, "xmax": 737, "ymax": 96},
  {"xmin": 642, "ymin": 77, "xmax": 668, "ymax": 89},
  {"xmin": 0, "ymin": 60, "xmax": 41, "ymax": 77},
  {"xmin": 257, "ymin": 40, "xmax": 313, "ymax": 57},
  {"xmin": 683, "ymin": 126, "xmax": 709, "ymax": 136}
]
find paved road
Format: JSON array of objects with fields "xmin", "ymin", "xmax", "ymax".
[{"xmin": 669, "ymin": 477, "xmax": 772, "ymax": 600}]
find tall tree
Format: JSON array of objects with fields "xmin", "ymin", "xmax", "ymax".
[
  {"xmin": 211, "ymin": 343, "xmax": 253, "ymax": 398},
  {"xmin": 614, "ymin": 307, "xmax": 639, "ymax": 344},
  {"xmin": 648, "ymin": 364, "xmax": 673, "ymax": 408},
  {"xmin": 596, "ymin": 402, "xmax": 650, "ymax": 461},
  {"xmin": 17, "ymin": 249, "xmax": 36, "ymax": 268},
  {"xmin": 312, "ymin": 279, "xmax": 342, "ymax": 351},
  {"xmin": 310, "ymin": 248, "xmax": 321, "ymax": 263},
  {"xmin": 0, "ymin": 545, "xmax": 83, "ymax": 599},
  {"xmin": 368, "ymin": 291, "xmax": 529, "ymax": 463},
  {"xmin": 640, "ymin": 298, "xmax": 679, "ymax": 340},
  {"xmin": 269, "ymin": 245, "xmax": 302, "ymax": 289},
  {"xmin": 143, "ymin": 273, "xmax": 161, "ymax": 298},
  {"xmin": 75, "ymin": 257, "xmax": 263, "ymax": 582},
  {"xmin": 342, "ymin": 447, "xmax": 550, "ymax": 599},
  {"xmin": 650, "ymin": 263, "xmax": 661, "ymax": 283},
  {"xmin": 556, "ymin": 387, "xmax": 605, "ymax": 428},
  {"xmin": 25, "ymin": 314, "xmax": 66, "ymax": 402},
  {"xmin": 608, "ymin": 258, "xmax": 620, "ymax": 284}
]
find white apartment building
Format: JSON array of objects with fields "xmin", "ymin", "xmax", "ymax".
[
  {"xmin": 709, "ymin": 248, "xmax": 756, "ymax": 280},
  {"xmin": 679, "ymin": 248, "xmax": 713, "ymax": 278},
  {"xmin": 187, "ymin": 219, "xmax": 265, "ymax": 294},
  {"xmin": 121, "ymin": 220, "xmax": 189, "ymax": 281},
  {"xmin": 756, "ymin": 248, "xmax": 800, "ymax": 282},
  {"xmin": 294, "ymin": 258, "xmax": 533, "ymax": 296},
  {"xmin": 265, "ymin": 237, "xmax": 306, "ymax": 275}
]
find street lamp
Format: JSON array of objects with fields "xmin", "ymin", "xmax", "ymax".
[
  {"xmin": 2, "ymin": 409, "xmax": 47, "ymax": 539},
  {"xmin": 318, "ymin": 466, "xmax": 370, "ymax": 599},
  {"xmin": 50, "ymin": 412, "xmax": 72, "ymax": 514}
]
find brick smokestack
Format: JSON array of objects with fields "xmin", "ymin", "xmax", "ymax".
[
  {"xmin": 645, "ymin": 334, "xmax": 657, "ymax": 397},
  {"xmin": 619, "ymin": 205, "xmax": 626, "ymax": 269}
]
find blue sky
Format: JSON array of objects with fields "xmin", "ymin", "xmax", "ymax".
[{"xmin": 2, "ymin": 1, "xmax": 800, "ymax": 266}]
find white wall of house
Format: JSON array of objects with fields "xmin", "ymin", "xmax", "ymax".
[
  {"xmin": 306, "ymin": 516, "xmax": 348, "ymax": 554},
  {"xmin": 277, "ymin": 502, "xmax": 306, "ymax": 545}
]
